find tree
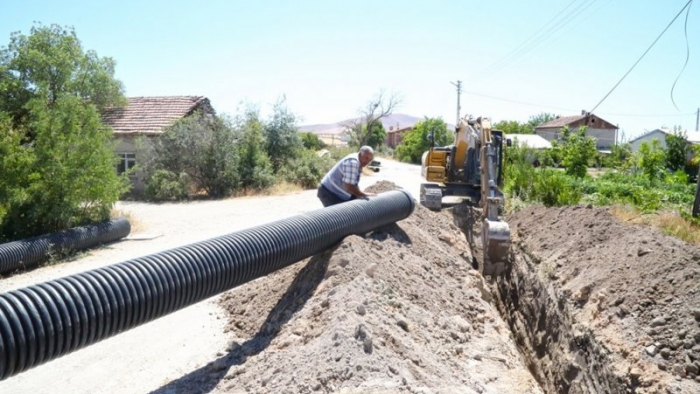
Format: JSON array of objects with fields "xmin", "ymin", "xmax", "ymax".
[
  {"xmin": 527, "ymin": 112, "xmax": 557, "ymax": 129},
  {"xmin": 1, "ymin": 96, "xmax": 129, "ymax": 240},
  {"xmin": 561, "ymin": 126, "xmax": 597, "ymax": 178},
  {"xmin": 395, "ymin": 117, "xmax": 450, "ymax": 164},
  {"xmin": 0, "ymin": 23, "xmax": 126, "ymax": 133},
  {"xmin": 236, "ymin": 109, "xmax": 274, "ymax": 190},
  {"xmin": 665, "ymin": 129, "xmax": 687, "ymax": 172},
  {"xmin": 263, "ymin": 97, "xmax": 302, "ymax": 173},
  {"xmin": 343, "ymin": 90, "xmax": 400, "ymax": 148},
  {"xmin": 0, "ymin": 24, "xmax": 129, "ymax": 241},
  {"xmin": 348, "ymin": 121, "xmax": 387, "ymax": 149},
  {"xmin": 139, "ymin": 111, "xmax": 241, "ymax": 199},
  {"xmin": 493, "ymin": 120, "xmax": 534, "ymax": 134},
  {"xmin": 637, "ymin": 139, "xmax": 667, "ymax": 181}
]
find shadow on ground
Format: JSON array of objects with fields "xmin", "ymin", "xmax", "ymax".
[{"xmin": 149, "ymin": 248, "xmax": 335, "ymax": 394}]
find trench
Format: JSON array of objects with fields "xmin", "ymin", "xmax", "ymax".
[{"xmin": 449, "ymin": 203, "xmax": 630, "ymax": 394}]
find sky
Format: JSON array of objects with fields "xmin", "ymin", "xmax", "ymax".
[{"xmin": 1, "ymin": 0, "xmax": 699, "ymax": 140}]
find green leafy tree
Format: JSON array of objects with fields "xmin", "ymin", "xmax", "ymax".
[
  {"xmin": 263, "ymin": 97, "xmax": 302, "ymax": 173},
  {"xmin": 395, "ymin": 117, "xmax": 450, "ymax": 164},
  {"xmin": 493, "ymin": 120, "xmax": 534, "ymax": 134},
  {"xmin": 348, "ymin": 121, "xmax": 387, "ymax": 149},
  {"xmin": 300, "ymin": 132, "xmax": 325, "ymax": 150},
  {"xmin": 139, "ymin": 111, "xmax": 241, "ymax": 199},
  {"xmin": 561, "ymin": 126, "xmax": 597, "ymax": 178},
  {"xmin": 637, "ymin": 139, "xmax": 667, "ymax": 181},
  {"xmin": 0, "ymin": 24, "xmax": 128, "ymax": 241},
  {"xmin": 1, "ymin": 96, "xmax": 129, "ymax": 240},
  {"xmin": 0, "ymin": 23, "xmax": 125, "ymax": 132},
  {"xmin": 665, "ymin": 129, "xmax": 687, "ymax": 172},
  {"xmin": 237, "ymin": 109, "xmax": 274, "ymax": 190}
]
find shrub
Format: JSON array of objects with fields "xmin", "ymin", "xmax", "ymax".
[
  {"xmin": 533, "ymin": 169, "xmax": 582, "ymax": 206},
  {"xmin": 300, "ymin": 132, "xmax": 325, "ymax": 150},
  {"xmin": 280, "ymin": 150, "xmax": 334, "ymax": 189},
  {"xmin": 145, "ymin": 170, "xmax": 188, "ymax": 201}
]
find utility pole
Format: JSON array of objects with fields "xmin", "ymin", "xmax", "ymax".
[
  {"xmin": 450, "ymin": 80, "xmax": 462, "ymax": 125},
  {"xmin": 696, "ymin": 107, "xmax": 699, "ymax": 131}
]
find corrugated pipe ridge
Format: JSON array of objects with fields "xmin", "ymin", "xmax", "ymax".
[
  {"xmin": 0, "ymin": 190, "xmax": 415, "ymax": 380},
  {"xmin": 0, "ymin": 218, "xmax": 132, "ymax": 275}
]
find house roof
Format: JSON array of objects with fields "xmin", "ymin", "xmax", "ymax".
[
  {"xmin": 387, "ymin": 126, "xmax": 412, "ymax": 134},
  {"xmin": 536, "ymin": 113, "xmax": 617, "ymax": 130},
  {"xmin": 630, "ymin": 128, "xmax": 700, "ymax": 144},
  {"xmin": 102, "ymin": 96, "xmax": 212, "ymax": 134},
  {"xmin": 505, "ymin": 134, "xmax": 552, "ymax": 149}
]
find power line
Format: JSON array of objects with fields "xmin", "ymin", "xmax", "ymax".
[
  {"xmin": 478, "ymin": 0, "xmax": 599, "ymax": 78},
  {"xmin": 670, "ymin": 0, "xmax": 693, "ymax": 111},
  {"xmin": 462, "ymin": 90, "xmax": 579, "ymax": 112},
  {"xmin": 477, "ymin": 0, "xmax": 579, "ymax": 77},
  {"xmin": 461, "ymin": 90, "xmax": 696, "ymax": 117},
  {"xmin": 590, "ymin": 0, "xmax": 694, "ymax": 113}
]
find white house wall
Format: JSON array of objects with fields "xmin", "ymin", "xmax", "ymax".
[
  {"xmin": 629, "ymin": 131, "xmax": 666, "ymax": 152},
  {"xmin": 536, "ymin": 127, "xmax": 616, "ymax": 150}
]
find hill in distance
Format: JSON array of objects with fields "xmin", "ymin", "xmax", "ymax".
[{"xmin": 299, "ymin": 113, "xmax": 456, "ymax": 135}]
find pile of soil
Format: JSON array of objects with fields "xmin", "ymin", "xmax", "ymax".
[
  {"xmin": 175, "ymin": 181, "xmax": 543, "ymax": 393},
  {"xmin": 501, "ymin": 205, "xmax": 700, "ymax": 393}
]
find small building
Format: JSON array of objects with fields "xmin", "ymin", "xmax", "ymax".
[
  {"xmin": 505, "ymin": 133, "xmax": 552, "ymax": 150},
  {"xmin": 535, "ymin": 111, "xmax": 618, "ymax": 151},
  {"xmin": 629, "ymin": 128, "xmax": 700, "ymax": 160},
  {"xmin": 385, "ymin": 125, "xmax": 412, "ymax": 149},
  {"xmin": 102, "ymin": 95, "xmax": 215, "ymax": 192}
]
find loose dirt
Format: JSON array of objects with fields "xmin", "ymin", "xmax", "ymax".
[
  {"xmin": 494, "ymin": 205, "xmax": 700, "ymax": 394},
  {"xmin": 163, "ymin": 181, "xmax": 543, "ymax": 393}
]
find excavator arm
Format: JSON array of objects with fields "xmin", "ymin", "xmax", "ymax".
[{"xmin": 477, "ymin": 118, "xmax": 511, "ymax": 276}]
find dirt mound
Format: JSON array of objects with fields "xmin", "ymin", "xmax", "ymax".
[
  {"xmin": 503, "ymin": 205, "xmax": 700, "ymax": 393},
  {"xmin": 173, "ymin": 183, "xmax": 544, "ymax": 393}
]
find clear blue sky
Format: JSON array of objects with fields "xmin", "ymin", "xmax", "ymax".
[{"xmin": 2, "ymin": 0, "xmax": 699, "ymax": 140}]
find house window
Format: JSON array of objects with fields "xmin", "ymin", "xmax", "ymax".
[{"xmin": 116, "ymin": 153, "xmax": 136, "ymax": 175}]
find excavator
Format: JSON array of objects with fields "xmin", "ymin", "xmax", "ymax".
[{"xmin": 419, "ymin": 116, "xmax": 511, "ymax": 277}]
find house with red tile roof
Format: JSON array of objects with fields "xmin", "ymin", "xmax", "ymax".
[
  {"xmin": 534, "ymin": 111, "xmax": 618, "ymax": 152},
  {"xmin": 102, "ymin": 95, "xmax": 215, "ymax": 191}
]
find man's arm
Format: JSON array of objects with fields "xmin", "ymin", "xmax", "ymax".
[{"xmin": 344, "ymin": 183, "xmax": 375, "ymax": 198}]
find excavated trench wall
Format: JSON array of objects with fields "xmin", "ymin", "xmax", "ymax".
[
  {"xmin": 493, "ymin": 243, "xmax": 627, "ymax": 394},
  {"xmin": 450, "ymin": 205, "xmax": 646, "ymax": 394}
]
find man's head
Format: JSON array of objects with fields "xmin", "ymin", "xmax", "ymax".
[{"xmin": 358, "ymin": 146, "xmax": 374, "ymax": 167}]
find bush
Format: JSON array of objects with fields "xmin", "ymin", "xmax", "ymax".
[
  {"xmin": 578, "ymin": 171, "xmax": 694, "ymax": 212},
  {"xmin": 280, "ymin": 150, "xmax": 334, "ymax": 189},
  {"xmin": 300, "ymin": 132, "xmax": 325, "ymax": 150},
  {"xmin": 145, "ymin": 170, "xmax": 188, "ymax": 201},
  {"xmin": 533, "ymin": 169, "xmax": 582, "ymax": 206}
]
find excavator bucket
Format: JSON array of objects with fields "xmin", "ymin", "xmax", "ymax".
[{"xmin": 481, "ymin": 218, "xmax": 510, "ymax": 277}]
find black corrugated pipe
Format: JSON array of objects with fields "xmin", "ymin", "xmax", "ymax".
[
  {"xmin": 0, "ymin": 189, "xmax": 415, "ymax": 381},
  {"xmin": 0, "ymin": 218, "xmax": 131, "ymax": 276}
]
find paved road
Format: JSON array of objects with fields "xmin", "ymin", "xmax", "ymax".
[{"xmin": 0, "ymin": 157, "xmax": 421, "ymax": 394}]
